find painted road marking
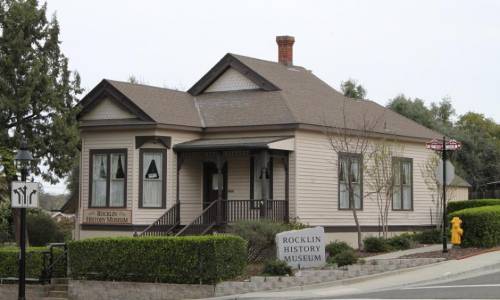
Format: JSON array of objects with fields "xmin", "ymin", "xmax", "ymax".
[{"xmin": 402, "ymin": 283, "xmax": 500, "ymax": 290}]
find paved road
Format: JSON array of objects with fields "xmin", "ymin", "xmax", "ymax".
[{"xmin": 329, "ymin": 270, "xmax": 500, "ymax": 299}]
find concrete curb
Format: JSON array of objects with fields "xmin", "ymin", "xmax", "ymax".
[{"xmin": 400, "ymin": 260, "xmax": 500, "ymax": 288}]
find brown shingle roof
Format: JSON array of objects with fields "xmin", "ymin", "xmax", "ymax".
[{"xmin": 82, "ymin": 54, "xmax": 442, "ymax": 140}]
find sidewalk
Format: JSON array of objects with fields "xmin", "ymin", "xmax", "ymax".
[
  {"xmin": 210, "ymin": 250, "xmax": 500, "ymax": 300},
  {"xmin": 364, "ymin": 244, "xmax": 452, "ymax": 260}
]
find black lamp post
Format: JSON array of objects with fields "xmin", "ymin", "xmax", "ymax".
[{"xmin": 14, "ymin": 139, "xmax": 33, "ymax": 300}]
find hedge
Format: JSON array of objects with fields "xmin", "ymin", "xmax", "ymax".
[
  {"xmin": 448, "ymin": 199, "xmax": 500, "ymax": 214},
  {"xmin": 0, "ymin": 247, "xmax": 66, "ymax": 279},
  {"xmin": 67, "ymin": 235, "xmax": 247, "ymax": 284},
  {"xmin": 449, "ymin": 205, "xmax": 500, "ymax": 247}
]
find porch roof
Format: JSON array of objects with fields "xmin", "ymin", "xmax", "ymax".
[{"xmin": 173, "ymin": 136, "xmax": 294, "ymax": 152}]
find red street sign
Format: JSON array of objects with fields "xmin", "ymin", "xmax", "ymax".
[{"xmin": 426, "ymin": 139, "xmax": 462, "ymax": 151}]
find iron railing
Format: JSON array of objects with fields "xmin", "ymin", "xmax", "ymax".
[
  {"xmin": 139, "ymin": 203, "xmax": 180, "ymax": 236},
  {"xmin": 40, "ymin": 243, "xmax": 67, "ymax": 284}
]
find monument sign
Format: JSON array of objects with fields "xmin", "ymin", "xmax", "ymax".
[{"xmin": 276, "ymin": 226, "xmax": 326, "ymax": 269}]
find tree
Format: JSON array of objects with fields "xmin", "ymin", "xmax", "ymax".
[
  {"xmin": 0, "ymin": 0, "xmax": 81, "ymax": 244},
  {"xmin": 387, "ymin": 94, "xmax": 436, "ymax": 129},
  {"xmin": 420, "ymin": 155, "xmax": 456, "ymax": 229},
  {"xmin": 365, "ymin": 140, "xmax": 402, "ymax": 238},
  {"xmin": 325, "ymin": 99, "xmax": 381, "ymax": 249},
  {"xmin": 341, "ymin": 79, "xmax": 367, "ymax": 100}
]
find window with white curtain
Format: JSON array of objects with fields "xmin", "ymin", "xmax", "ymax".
[
  {"xmin": 339, "ymin": 154, "xmax": 362, "ymax": 210},
  {"xmin": 90, "ymin": 150, "xmax": 126, "ymax": 208},
  {"xmin": 393, "ymin": 158, "xmax": 413, "ymax": 210},
  {"xmin": 250, "ymin": 155, "xmax": 273, "ymax": 209},
  {"xmin": 140, "ymin": 150, "xmax": 165, "ymax": 208}
]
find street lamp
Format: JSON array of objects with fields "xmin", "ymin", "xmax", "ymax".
[{"xmin": 14, "ymin": 138, "xmax": 33, "ymax": 300}]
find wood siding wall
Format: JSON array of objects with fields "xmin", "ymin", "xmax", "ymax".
[{"xmin": 294, "ymin": 130, "xmax": 436, "ymax": 227}]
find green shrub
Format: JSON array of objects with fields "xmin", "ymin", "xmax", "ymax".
[
  {"xmin": 325, "ymin": 240, "xmax": 353, "ymax": 257},
  {"xmin": 449, "ymin": 205, "xmax": 500, "ymax": 247},
  {"xmin": 330, "ymin": 250, "xmax": 358, "ymax": 267},
  {"xmin": 262, "ymin": 259, "xmax": 293, "ymax": 276},
  {"xmin": 67, "ymin": 235, "xmax": 247, "ymax": 284},
  {"xmin": 363, "ymin": 236, "xmax": 391, "ymax": 252},
  {"xmin": 0, "ymin": 246, "xmax": 66, "ymax": 278},
  {"xmin": 413, "ymin": 229, "xmax": 441, "ymax": 244},
  {"xmin": 227, "ymin": 220, "xmax": 302, "ymax": 263},
  {"xmin": 0, "ymin": 201, "xmax": 13, "ymax": 244},
  {"xmin": 447, "ymin": 199, "xmax": 500, "ymax": 214},
  {"xmin": 27, "ymin": 210, "xmax": 66, "ymax": 246},
  {"xmin": 388, "ymin": 233, "xmax": 414, "ymax": 250}
]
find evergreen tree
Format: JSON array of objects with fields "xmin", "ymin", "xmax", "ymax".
[
  {"xmin": 0, "ymin": 0, "xmax": 82, "ymax": 185},
  {"xmin": 341, "ymin": 79, "xmax": 367, "ymax": 100}
]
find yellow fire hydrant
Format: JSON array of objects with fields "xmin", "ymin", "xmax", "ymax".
[{"xmin": 450, "ymin": 216, "xmax": 463, "ymax": 246}]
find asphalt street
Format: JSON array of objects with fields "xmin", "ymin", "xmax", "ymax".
[{"xmin": 329, "ymin": 270, "xmax": 500, "ymax": 299}]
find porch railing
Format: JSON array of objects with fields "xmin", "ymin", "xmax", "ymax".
[
  {"xmin": 139, "ymin": 203, "xmax": 180, "ymax": 236},
  {"xmin": 224, "ymin": 199, "xmax": 288, "ymax": 223},
  {"xmin": 176, "ymin": 200, "xmax": 219, "ymax": 236}
]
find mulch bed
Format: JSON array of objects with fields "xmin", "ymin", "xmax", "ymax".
[
  {"xmin": 400, "ymin": 246, "xmax": 500, "ymax": 260},
  {"xmin": 356, "ymin": 243, "xmax": 430, "ymax": 258}
]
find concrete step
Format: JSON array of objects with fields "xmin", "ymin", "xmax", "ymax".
[
  {"xmin": 51, "ymin": 284, "xmax": 68, "ymax": 291},
  {"xmin": 48, "ymin": 290, "xmax": 68, "ymax": 298},
  {"xmin": 51, "ymin": 278, "xmax": 68, "ymax": 285}
]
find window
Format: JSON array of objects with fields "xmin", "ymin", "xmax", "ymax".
[
  {"xmin": 393, "ymin": 158, "xmax": 413, "ymax": 210},
  {"xmin": 139, "ymin": 149, "xmax": 166, "ymax": 208},
  {"xmin": 90, "ymin": 149, "xmax": 127, "ymax": 208},
  {"xmin": 338, "ymin": 153, "xmax": 362, "ymax": 210},
  {"xmin": 250, "ymin": 156, "xmax": 273, "ymax": 209}
]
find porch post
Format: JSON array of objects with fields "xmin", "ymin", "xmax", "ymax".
[
  {"xmin": 260, "ymin": 150, "xmax": 269, "ymax": 219},
  {"xmin": 283, "ymin": 154, "xmax": 290, "ymax": 223},
  {"xmin": 176, "ymin": 153, "xmax": 183, "ymax": 224},
  {"xmin": 216, "ymin": 151, "xmax": 224, "ymax": 225}
]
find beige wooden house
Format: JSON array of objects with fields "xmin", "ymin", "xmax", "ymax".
[{"xmin": 75, "ymin": 36, "xmax": 445, "ymax": 245}]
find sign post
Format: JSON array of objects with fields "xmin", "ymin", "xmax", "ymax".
[
  {"xmin": 426, "ymin": 137, "xmax": 461, "ymax": 253},
  {"xmin": 13, "ymin": 139, "xmax": 34, "ymax": 300}
]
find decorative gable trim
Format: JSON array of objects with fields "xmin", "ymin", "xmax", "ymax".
[
  {"xmin": 77, "ymin": 80, "xmax": 154, "ymax": 122},
  {"xmin": 135, "ymin": 136, "xmax": 172, "ymax": 149},
  {"xmin": 188, "ymin": 54, "xmax": 280, "ymax": 96}
]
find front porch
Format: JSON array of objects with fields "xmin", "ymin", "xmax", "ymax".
[{"xmin": 140, "ymin": 137, "xmax": 293, "ymax": 236}]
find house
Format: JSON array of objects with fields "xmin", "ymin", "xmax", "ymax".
[
  {"xmin": 75, "ymin": 36, "xmax": 442, "ymax": 246},
  {"xmin": 448, "ymin": 175, "xmax": 471, "ymax": 201}
]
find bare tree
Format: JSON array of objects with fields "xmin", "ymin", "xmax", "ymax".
[
  {"xmin": 420, "ymin": 155, "xmax": 455, "ymax": 229},
  {"xmin": 365, "ymin": 140, "xmax": 403, "ymax": 238},
  {"xmin": 324, "ymin": 100, "xmax": 382, "ymax": 249}
]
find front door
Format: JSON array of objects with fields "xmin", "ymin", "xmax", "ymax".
[{"xmin": 203, "ymin": 161, "xmax": 228, "ymax": 209}]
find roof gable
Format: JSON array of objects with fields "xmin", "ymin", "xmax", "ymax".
[
  {"xmin": 204, "ymin": 67, "xmax": 260, "ymax": 92},
  {"xmin": 188, "ymin": 54, "xmax": 280, "ymax": 96},
  {"xmin": 78, "ymin": 80, "xmax": 154, "ymax": 122}
]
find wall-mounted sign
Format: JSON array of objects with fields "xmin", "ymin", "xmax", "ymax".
[
  {"xmin": 11, "ymin": 182, "xmax": 40, "ymax": 208},
  {"xmin": 83, "ymin": 209, "xmax": 132, "ymax": 225},
  {"xmin": 276, "ymin": 226, "xmax": 326, "ymax": 269}
]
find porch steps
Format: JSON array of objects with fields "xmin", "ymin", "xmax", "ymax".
[{"xmin": 42, "ymin": 278, "xmax": 69, "ymax": 300}]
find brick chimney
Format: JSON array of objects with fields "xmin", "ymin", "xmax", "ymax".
[{"xmin": 276, "ymin": 35, "xmax": 295, "ymax": 66}]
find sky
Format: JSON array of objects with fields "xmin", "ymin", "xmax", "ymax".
[{"xmin": 41, "ymin": 0, "xmax": 500, "ymax": 193}]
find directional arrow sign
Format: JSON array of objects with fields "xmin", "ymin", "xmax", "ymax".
[
  {"xmin": 11, "ymin": 182, "xmax": 40, "ymax": 208},
  {"xmin": 435, "ymin": 160, "xmax": 455, "ymax": 186}
]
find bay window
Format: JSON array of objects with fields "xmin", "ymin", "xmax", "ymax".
[
  {"xmin": 90, "ymin": 149, "xmax": 127, "ymax": 208},
  {"xmin": 338, "ymin": 153, "xmax": 362, "ymax": 210},
  {"xmin": 393, "ymin": 158, "xmax": 413, "ymax": 210},
  {"xmin": 139, "ymin": 149, "xmax": 167, "ymax": 208}
]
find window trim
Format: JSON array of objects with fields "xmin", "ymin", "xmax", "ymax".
[
  {"xmin": 249, "ymin": 156, "xmax": 273, "ymax": 209},
  {"xmin": 338, "ymin": 152, "xmax": 363, "ymax": 211},
  {"xmin": 392, "ymin": 157, "xmax": 414, "ymax": 211},
  {"xmin": 139, "ymin": 148, "xmax": 168, "ymax": 209},
  {"xmin": 89, "ymin": 149, "xmax": 128, "ymax": 208}
]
